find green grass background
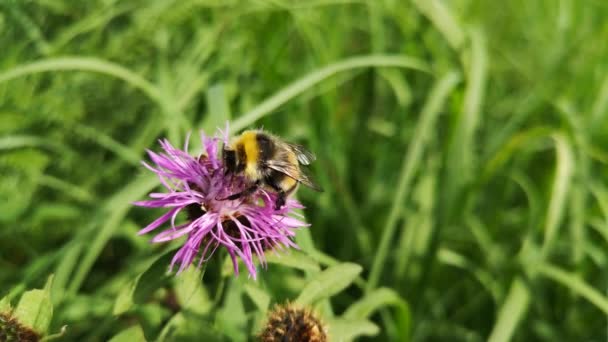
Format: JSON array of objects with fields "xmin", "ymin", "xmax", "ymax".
[{"xmin": 1, "ymin": 0, "xmax": 608, "ymax": 340}]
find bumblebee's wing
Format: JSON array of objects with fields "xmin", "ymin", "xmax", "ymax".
[
  {"xmin": 286, "ymin": 142, "xmax": 316, "ymax": 165},
  {"xmin": 298, "ymin": 166, "xmax": 323, "ymax": 192},
  {"xmin": 265, "ymin": 159, "xmax": 323, "ymax": 192}
]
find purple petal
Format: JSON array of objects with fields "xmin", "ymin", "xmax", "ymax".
[
  {"xmin": 152, "ymin": 222, "xmax": 195, "ymax": 242},
  {"xmin": 138, "ymin": 207, "xmax": 180, "ymax": 235},
  {"xmin": 228, "ymin": 249, "xmax": 239, "ymax": 276}
]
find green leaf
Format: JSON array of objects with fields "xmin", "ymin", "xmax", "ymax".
[
  {"xmin": 13, "ymin": 275, "xmax": 54, "ymax": 334},
  {"xmin": 216, "ymin": 279, "xmax": 246, "ymax": 342},
  {"xmin": 220, "ymin": 255, "xmax": 240, "ymax": 277},
  {"xmin": 157, "ymin": 313, "xmax": 184, "ymax": 342},
  {"xmin": 158, "ymin": 313, "xmax": 225, "ymax": 342},
  {"xmin": 243, "ymin": 283, "xmax": 270, "ymax": 313},
  {"xmin": 112, "ymin": 278, "xmax": 138, "ymax": 316},
  {"xmin": 61, "ymin": 294, "xmax": 113, "ymax": 322},
  {"xmin": 265, "ymin": 251, "xmax": 321, "ymax": 272},
  {"xmin": 328, "ymin": 318, "xmax": 380, "ymax": 341},
  {"xmin": 216, "ymin": 278, "xmax": 247, "ymax": 341},
  {"xmin": 113, "ymin": 249, "xmax": 178, "ymax": 316},
  {"xmin": 295, "ymin": 263, "xmax": 362, "ymax": 305},
  {"xmin": 137, "ymin": 303, "xmax": 172, "ymax": 339},
  {"xmin": 221, "ymin": 250, "xmax": 320, "ymax": 277},
  {"xmin": 174, "ymin": 265, "xmax": 212, "ymax": 315},
  {"xmin": 0, "ymin": 296, "xmax": 11, "ymax": 313},
  {"xmin": 343, "ymin": 287, "xmax": 410, "ymax": 337},
  {"xmin": 108, "ymin": 325, "xmax": 146, "ymax": 342},
  {"xmin": 133, "ymin": 249, "xmax": 176, "ymax": 304}
]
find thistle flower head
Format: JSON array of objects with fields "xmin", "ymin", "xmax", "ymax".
[
  {"xmin": 259, "ymin": 302, "xmax": 327, "ymax": 342},
  {"xmin": 134, "ymin": 126, "xmax": 308, "ymax": 279}
]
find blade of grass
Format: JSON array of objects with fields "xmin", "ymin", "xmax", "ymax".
[
  {"xmin": 487, "ymin": 278, "xmax": 530, "ymax": 342},
  {"xmin": 445, "ymin": 28, "xmax": 487, "ymax": 201},
  {"xmin": 0, "ymin": 57, "xmax": 182, "ymax": 142},
  {"xmin": 67, "ymin": 174, "xmax": 159, "ymax": 294},
  {"xmin": 366, "ymin": 71, "xmax": 461, "ymax": 292},
  {"xmin": 537, "ymin": 262, "xmax": 608, "ymax": 314},
  {"xmin": 395, "ymin": 158, "xmax": 438, "ymax": 281},
  {"xmin": 3, "ymin": 3, "xmax": 51, "ymax": 55},
  {"xmin": 37, "ymin": 175, "xmax": 95, "ymax": 204},
  {"xmin": 51, "ymin": 242, "xmax": 82, "ymax": 305},
  {"xmin": 72, "ymin": 123, "xmax": 141, "ymax": 165},
  {"xmin": 480, "ymin": 127, "xmax": 553, "ymax": 182},
  {"xmin": 568, "ymin": 174, "xmax": 587, "ymax": 266},
  {"xmin": 541, "ymin": 134, "xmax": 574, "ymax": 257},
  {"xmin": 0, "ymin": 57, "xmax": 162, "ymax": 103},
  {"xmin": 454, "ymin": 30, "xmax": 488, "ymax": 178},
  {"xmin": 411, "ymin": 0, "xmax": 465, "ymax": 51},
  {"xmin": 591, "ymin": 72, "xmax": 608, "ymax": 123},
  {"xmin": 0, "ymin": 135, "xmax": 69, "ymax": 154},
  {"xmin": 51, "ymin": 4, "xmax": 136, "ymax": 51},
  {"xmin": 231, "ymin": 55, "xmax": 431, "ymax": 131},
  {"xmin": 437, "ymin": 248, "xmax": 500, "ymax": 302}
]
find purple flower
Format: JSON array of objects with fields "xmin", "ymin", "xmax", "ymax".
[{"xmin": 134, "ymin": 126, "xmax": 308, "ymax": 279}]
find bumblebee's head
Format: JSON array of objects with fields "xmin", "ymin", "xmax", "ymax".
[{"xmin": 222, "ymin": 144, "xmax": 238, "ymax": 175}]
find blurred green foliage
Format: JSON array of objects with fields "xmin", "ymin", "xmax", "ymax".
[{"xmin": 1, "ymin": 0, "xmax": 608, "ymax": 340}]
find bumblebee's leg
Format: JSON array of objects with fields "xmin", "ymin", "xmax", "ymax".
[
  {"xmin": 274, "ymin": 183, "xmax": 298, "ymax": 210},
  {"xmin": 274, "ymin": 191, "xmax": 286, "ymax": 210},
  {"xmin": 224, "ymin": 180, "xmax": 260, "ymax": 200},
  {"xmin": 262, "ymin": 172, "xmax": 284, "ymax": 210},
  {"xmin": 285, "ymin": 182, "xmax": 299, "ymax": 196}
]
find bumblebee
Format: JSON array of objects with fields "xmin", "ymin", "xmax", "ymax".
[{"xmin": 222, "ymin": 130, "xmax": 323, "ymax": 209}]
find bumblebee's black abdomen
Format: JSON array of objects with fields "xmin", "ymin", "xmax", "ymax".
[
  {"xmin": 235, "ymin": 144, "xmax": 246, "ymax": 172},
  {"xmin": 264, "ymin": 169, "xmax": 285, "ymax": 192},
  {"xmin": 256, "ymin": 133, "xmax": 275, "ymax": 162},
  {"xmin": 265, "ymin": 169, "xmax": 298, "ymax": 193}
]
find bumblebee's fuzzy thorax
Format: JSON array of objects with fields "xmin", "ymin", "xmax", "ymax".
[
  {"xmin": 224, "ymin": 130, "xmax": 275, "ymax": 181},
  {"xmin": 222, "ymin": 129, "xmax": 321, "ymax": 210}
]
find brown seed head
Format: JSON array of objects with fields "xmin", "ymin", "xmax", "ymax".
[
  {"xmin": 0, "ymin": 312, "xmax": 41, "ymax": 342},
  {"xmin": 259, "ymin": 303, "xmax": 327, "ymax": 342}
]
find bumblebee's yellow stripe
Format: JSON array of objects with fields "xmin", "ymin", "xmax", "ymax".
[
  {"xmin": 240, "ymin": 131, "xmax": 260, "ymax": 179},
  {"xmin": 280, "ymin": 176, "xmax": 298, "ymax": 192}
]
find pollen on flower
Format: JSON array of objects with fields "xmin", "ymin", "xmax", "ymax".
[
  {"xmin": 259, "ymin": 302, "xmax": 327, "ymax": 342},
  {"xmin": 133, "ymin": 127, "xmax": 309, "ymax": 279}
]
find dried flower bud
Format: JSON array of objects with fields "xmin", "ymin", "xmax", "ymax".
[
  {"xmin": 0, "ymin": 312, "xmax": 41, "ymax": 342},
  {"xmin": 259, "ymin": 303, "xmax": 327, "ymax": 342}
]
